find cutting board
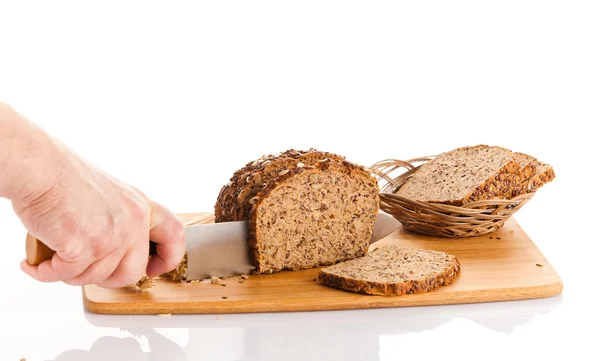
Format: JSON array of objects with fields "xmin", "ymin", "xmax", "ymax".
[{"xmin": 83, "ymin": 212, "xmax": 563, "ymax": 315}]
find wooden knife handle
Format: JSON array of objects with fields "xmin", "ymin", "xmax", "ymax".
[
  {"xmin": 25, "ymin": 233, "xmax": 159, "ymax": 266},
  {"xmin": 25, "ymin": 233, "xmax": 56, "ymax": 266}
]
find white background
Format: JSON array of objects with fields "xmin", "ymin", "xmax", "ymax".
[{"xmin": 1, "ymin": 1, "xmax": 599, "ymax": 360}]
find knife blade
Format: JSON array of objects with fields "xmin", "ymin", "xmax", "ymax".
[{"xmin": 184, "ymin": 211, "xmax": 401, "ymax": 280}]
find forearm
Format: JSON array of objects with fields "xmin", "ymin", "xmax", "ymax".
[{"xmin": 0, "ymin": 102, "xmax": 60, "ymax": 201}]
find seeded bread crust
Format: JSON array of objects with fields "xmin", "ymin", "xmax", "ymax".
[
  {"xmin": 248, "ymin": 159, "xmax": 380, "ymax": 274},
  {"xmin": 318, "ymin": 245, "xmax": 461, "ymax": 296},
  {"xmin": 231, "ymin": 150, "xmax": 347, "ymax": 222},
  {"xmin": 480, "ymin": 152, "xmax": 538, "ymax": 200},
  {"xmin": 509, "ymin": 162, "xmax": 556, "ymax": 197},
  {"xmin": 215, "ymin": 149, "xmax": 346, "ymax": 222},
  {"xmin": 396, "ymin": 145, "xmax": 521, "ymax": 205}
]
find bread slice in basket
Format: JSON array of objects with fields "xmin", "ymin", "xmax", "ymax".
[
  {"xmin": 318, "ymin": 245, "xmax": 461, "ymax": 296},
  {"xmin": 479, "ymin": 152, "xmax": 538, "ymax": 200},
  {"xmin": 509, "ymin": 157, "xmax": 555, "ymax": 197},
  {"xmin": 395, "ymin": 145, "xmax": 521, "ymax": 205}
]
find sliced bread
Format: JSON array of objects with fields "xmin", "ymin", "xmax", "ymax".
[
  {"xmin": 248, "ymin": 159, "xmax": 380, "ymax": 274},
  {"xmin": 509, "ymin": 160, "xmax": 555, "ymax": 197},
  {"xmin": 318, "ymin": 244, "xmax": 461, "ymax": 296},
  {"xmin": 481, "ymin": 152, "xmax": 538, "ymax": 200},
  {"xmin": 395, "ymin": 145, "xmax": 520, "ymax": 205}
]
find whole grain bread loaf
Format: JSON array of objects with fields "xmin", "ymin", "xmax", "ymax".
[
  {"xmin": 395, "ymin": 145, "xmax": 520, "ymax": 205},
  {"xmin": 215, "ymin": 150, "xmax": 380, "ymax": 274},
  {"xmin": 318, "ymin": 244, "xmax": 460, "ymax": 296}
]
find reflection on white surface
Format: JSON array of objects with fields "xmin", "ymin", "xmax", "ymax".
[{"xmin": 47, "ymin": 295, "xmax": 562, "ymax": 361}]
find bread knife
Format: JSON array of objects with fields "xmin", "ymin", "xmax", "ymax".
[{"xmin": 25, "ymin": 212, "xmax": 401, "ymax": 281}]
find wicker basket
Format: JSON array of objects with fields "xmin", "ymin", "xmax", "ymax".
[{"xmin": 369, "ymin": 157, "xmax": 535, "ymax": 238}]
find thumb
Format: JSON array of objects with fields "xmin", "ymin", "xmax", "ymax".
[{"xmin": 146, "ymin": 201, "xmax": 185, "ymax": 278}]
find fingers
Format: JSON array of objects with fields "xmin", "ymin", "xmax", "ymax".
[
  {"xmin": 146, "ymin": 201, "xmax": 185, "ymax": 278},
  {"xmin": 49, "ymin": 252, "xmax": 94, "ymax": 282},
  {"xmin": 20, "ymin": 258, "xmax": 61, "ymax": 283},
  {"xmin": 64, "ymin": 247, "xmax": 126, "ymax": 286},
  {"xmin": 96, "ymin": 230, "xmax": 150, "ymax": 289},
  {"xmin": 19, "ymin": 193, "xmax": 183, "ymax": 288}
]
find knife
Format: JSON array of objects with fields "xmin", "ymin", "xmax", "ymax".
[{"xmin": 25, "ymin": 212, "xmax": 401, "ymax": 281}]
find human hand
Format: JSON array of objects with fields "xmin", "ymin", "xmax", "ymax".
[{"xmin": 13, "ymin": 142, "xmax": 185, "ymax": 289}]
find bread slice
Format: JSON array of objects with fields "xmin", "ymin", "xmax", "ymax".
[
  {"xmin": 215, "ymin": 149, "xmax": 346, "ymax": 222},
  {"xmin": 508, "ymin": 160, "xmax": 555, "ymax": 198},
  {"xmin": 318, "ymin": 245, "xmax": 460, "ymax": 296},
  {"xmin": 481, "ymin": 152, "xmax": 538, "ymax": 200},
  {"xmin": 248, "ymin": 159, "xmax": 380, "ymax": 274},
  {"xmin": 395, "ymin": 145, "xmax": 520, "ymax": 205}
]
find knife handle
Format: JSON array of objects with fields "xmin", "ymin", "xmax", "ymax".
[
  {"xmin": 25, "ymin": 233, "xmax": 56, "ymax": 266},
  {"xmin": 25, "ymin": 233, "xmax": 158, "ymax": 266}
]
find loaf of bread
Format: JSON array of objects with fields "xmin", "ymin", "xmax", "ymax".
[
  {"xmin": 318, "ymin": 245, "xmax": 460, "ymax": 296},
  {"xmin": 395, "ymin": 145, "xmax": 521, "ymax": 205},
  {"xmin": 215, "ymin": 149, "xmax": 380, "ymax": 274}
]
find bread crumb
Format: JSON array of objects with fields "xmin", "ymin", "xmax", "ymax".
[
  {"xmin": 536, "ymin": 263, "xmax": 544, "ymax": 267},
  {"xmin": 221, "ymin": 284, "xmax": 226, "ymax": 287},
  {"xmin": 135, "ymin": 276, "xmax": 153, "ymax": 291},
  {"xmin": 20, "ymin": 358, "xmax": 26, "ymax": 361},
  {"xmin": 489, "ymin": 236, "xmax": 493, "ymax": 239},
  {"xmin": 188, "ymin": 279, "xmax": 200, "ymax": 284},
  {"xmin": 240, "ymin": 274, "xmax": 249, "ymax": 280},
  {"xmin": 222, "ymin": 296, "xmax": 228, "ymax": 299},
  {"xmin": 157, "ymin": 313, "xmax": 171, "ymax": 317},
  {"xmin": 312, "ymin": 278, "xmax": 317, "ymax": 282},
  {"xmin": 217, "ymin": 316, "xmax": 221, "ymax": 321},
  {"xmin": 496, "ymin": 237, "xmax": 501, "ymax": 240},
  {"xmin": 238, "ymin": 280, "xmax": 244, "ymax": 283},
  {"xmin": 211, "ymin": 276, "xmax": 222, "ymax": 285},
  {"xmin": 510, "ymin": 229, "xmax": 514, "ymax": 233}
]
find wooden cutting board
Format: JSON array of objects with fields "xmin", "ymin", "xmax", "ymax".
[{"xmin": 83, "ymin": 212, "xmax": 563, "ymax": 315}]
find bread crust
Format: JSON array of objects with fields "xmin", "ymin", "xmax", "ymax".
[
  {"xmin": 214, "ymin": 149, "xmax": 346, "ymax": 222},
  {"xmin": 463, "ymin": 157, "xmax": 520, "ymax": 204},
  {"xmin": 509, "ymin": 165, "xmax": 556, "ymax": 197},
  {"xmin": 318, "ymin": 247, "xmax": 461, "ymax": 296},
  {"xmin": 480, "ymin": 160, "xmax": 538, "ymax": 200}
]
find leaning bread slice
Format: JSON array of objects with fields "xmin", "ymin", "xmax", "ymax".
[
  {"xmin": 508, "ymin": 160, "xmax": 556, "ymax": 198},
  {"xmin": 318, "ymin": 245, "xmax": 460, "ymax": 296},
  {"xmin": 249, "ymin": 159, "xmax": 380, "ymax": 274},
  {"xmin": 395, "ymin": 145, "xmax": 520, "ymax": 205},
  {"xmin": 481, "ymin": 152, "xmax": 538, "ymax": 200}
]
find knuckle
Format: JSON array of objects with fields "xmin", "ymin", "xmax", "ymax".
[
  {"xmin": 129, "ymin": 201, "xmax": 149, "ymax": 226},
  {"xmin": 55, "ymin": 239, "xmax": 85, "ymax": 263},
  {"xmin": 89, "ymin": 235, "xmax": 111, "ymax": 259},
  {"xmin": 172, "ymin": 218, "xmax": 185, "ymax": 242}
]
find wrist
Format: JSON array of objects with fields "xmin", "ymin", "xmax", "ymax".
[{"xmin": 0, "ymin": 104, "xmax": 63, "ymax": 202}]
